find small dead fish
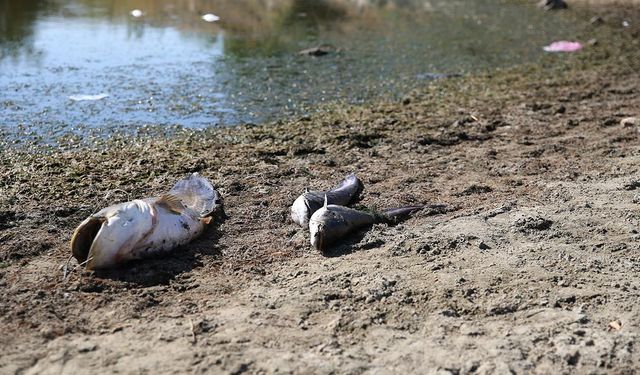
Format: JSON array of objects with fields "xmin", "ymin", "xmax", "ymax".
[
  {"xmin": 309, "ymin": 200, "xmax": 425, "ymax": 252},
  {"xmin": 291, "ymin": 174, "xmax": 363, "ymax": 227},
  {"xmin": 71, "ymin": 173, "xmax": 222, "ymax": 270},
  {"xmin": 298, "ymin": 44, "xmax": 338, "ymax": 56}
]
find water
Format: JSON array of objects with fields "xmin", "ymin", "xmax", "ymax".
[{"xmin": 0, "ymin": 0, "xmax": 580, "ymax": 144}]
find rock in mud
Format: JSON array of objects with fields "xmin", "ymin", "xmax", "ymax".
[
  {"xmin": 620, "ymin": 117, "xmax": 639, "ymax": 127},
  {"xmin": 478, "ymin": 241, "xmax": 491, "ymax": 250},
  {"xmin": 515, "ymin": 215, "xmax": 553, "ymax": 231},
  {"xmin": 539, "ymin": 0, "xmax": 567, "ymax": 10},
  {"xmin": 77, "ymin": 341, "xmax": 98, "ymax": 353},
  {"xmin": 623, "ymin": 180, "xmax": 640, "ymax": 190}
]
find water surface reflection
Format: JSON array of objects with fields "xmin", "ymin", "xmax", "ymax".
[{"xmin": 0, "ymin": 0, "xmax": 579, "ymax": 144}]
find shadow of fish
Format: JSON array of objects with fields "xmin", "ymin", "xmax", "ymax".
[
  {"xmin": 71, "ymin": 173, "xmax": 222, "ymax": 270},
  {"xmin": 291, "ymin": 174, "xmax": 364, "ymax": 227},
  {"xmin": 309, "ymin": 201, "xmax": 439, "ymax": 252}
]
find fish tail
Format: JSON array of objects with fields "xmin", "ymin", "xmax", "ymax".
[
  {"xmin": 330, "ymin": 174, "xmax": 365, "ymax": 202},
  {"xmin": 381, "ymin": 204, "xmax": 448, "ymax": 222},
  {"xmin": 169, "ymin": 173, "xmax": 222, "ymax": 218},
  {"xmin": 381, "ymin": 206, "xmax": 425, "ymax": 221},
  {"xmin": 346, "ymin": 174, "xmax": 365, "ymax": 202},
  {"xmin": 353, "ymin": 179, "xmax": 365, "ymax": 202}
]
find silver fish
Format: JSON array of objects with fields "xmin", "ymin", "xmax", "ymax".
[
  {"xmin": 71, "ymin": 173, "xmax": 222, "ymax": 270},
  {"xmin": 291, "ymin": 174, "xmax": 364, "ymax": 227},
  {"xmin": 309, "ymin": 199, "xmax": 425, "ymax": 252}
]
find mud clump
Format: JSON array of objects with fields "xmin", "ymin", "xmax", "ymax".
[
  {"xmin": 515, "ymin": 215, "xmax": 553, "ymax": 232},
  {"xmin": 0, "ymin": 211, "xmax": 26, "ymax": 230},
  {"xmin": 455, "ymin": 185, "xmax": 493, "ymax": 197}
]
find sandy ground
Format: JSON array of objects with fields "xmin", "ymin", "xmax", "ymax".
[{"xmin": 1, "ymin": 2, "xmax": 640, "ymax": 374}]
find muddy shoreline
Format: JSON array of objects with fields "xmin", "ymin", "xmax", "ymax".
[{"xmin": 2, "ymin": 2, "xmax": 640, "ymax": 374}]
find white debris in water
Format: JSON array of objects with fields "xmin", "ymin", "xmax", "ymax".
[
  {"xmin": 69, "ymin": 94, "xmax": 109, "ymax": 101},
  {"xmin": 202, "ymin": 13, "xmax": 220, "ymax": 22},
  {"xmin": 130, "ymin": 9, "xmax": 143, "ymax": 18}
]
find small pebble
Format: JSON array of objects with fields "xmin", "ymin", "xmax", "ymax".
[
  {"xmin": 590, "ymin": 16, "xmax": 604, "ymax": 25},
  {"xmin": 620, "ymin": 117, "xmax": 638, "ymax": 127},
  {"xmin": 78, "ymin": 342, "xmax": 97, "ymax": 353}
]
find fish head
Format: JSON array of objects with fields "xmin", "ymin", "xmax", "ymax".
[
  {"xmin": 291, "ymin": 192, "xmax": 326, "ymax": 227},
  {"xmin": 71, "ymin": 200, "xmax": 155, "ymax": 270},
  {"xmin": 309, "ymin": 206, "xmax": 335, "ymax": 252},
  {"xmin": 309, "ymin": 204, "xmax": 374, "ymax": 252},
  {"xmin": 309, "ymin": 218, "xmax": 325, "ymax": 252},
  {"xmin": 291, "ymin": 194, "xmax": 312, "ymax": 226}
]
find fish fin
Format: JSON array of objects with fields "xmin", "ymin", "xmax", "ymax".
[
  {"xmin": 324, "ymin": 194, "xmax": 328, "ymax": 208},
  {"xmin": 327, "ymin": 174, "xmax": 364, "ymax": 204},
  {"xmin": 201, "ymin": 216, "xmax": 212, "ymax": 225},
  {"xmin": 305, "ymin": 187, "xmax": 310, "ymax": 193},
  {"xmin": 157, "ymin": 194, "xmax": 185, "ymax": 215},
  {"xmin": 169, "ymin": 174, "xmax": 221, "ymax": 217}
]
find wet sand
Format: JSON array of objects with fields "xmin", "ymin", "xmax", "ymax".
[{"xmin": 1, "ymin": 2, "xmax": 640, "ymax": 374}]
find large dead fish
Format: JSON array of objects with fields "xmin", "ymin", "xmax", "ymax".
[
  {"xmin": 291, "ymin": 174, "xmax": 364, "ymax": 227},
  {"xmin": 309, "ymin": 199, "xmax": 427, "ymax": 252},
  {"xmin": 71, "ymin": 173, "xmax": 221, "ymax": 270}
]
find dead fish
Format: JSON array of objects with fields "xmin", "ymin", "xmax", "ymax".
[
  {"xmin": 298, "ymin": 44, "xmax": 338, "ymax": 56},
  {"xmin": 291, "ymin": 174, "xmax": 364, "ymax": 227},
  {"xmin": 71, "ymin": 173, "xmax": 222, "ymax": 270},
  {"xmin": 309, "ymin": 199, "xmax": 426, "ymax": 252}
]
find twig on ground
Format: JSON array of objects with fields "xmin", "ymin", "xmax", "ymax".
[
  {"xmin": 189, "ymin": 318, "xmax": 197, "ymax": 344},
  {"xmin": 61, "ymin": 255, "xmax": 74, "ymax": 281},
  {"xmin": 61, "ymin": 256, "xmax": 93, "ymax": 282}
]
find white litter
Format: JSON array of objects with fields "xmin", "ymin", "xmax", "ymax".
[
  {"xmin": 69, "ymin": 94, "xmax": 109, "ymax": 101},
  {"xmin": 202, "ymin": 13, "xmax": 220, "ymax": 22},
  {"xmin": 130, "ymin": 9, "xmax": 143, "ymax": 18}
]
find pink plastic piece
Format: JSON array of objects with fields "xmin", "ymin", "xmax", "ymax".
[{"xmin": 543, "ymin": 41, "xmax": 583, "ymax": 52}]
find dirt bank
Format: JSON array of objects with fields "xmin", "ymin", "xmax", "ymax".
[{"xmin": 1, "ymin": 2, "xmax": 640, "ymax": 374}]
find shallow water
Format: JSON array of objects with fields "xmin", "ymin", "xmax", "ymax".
[{"xmin": 0, "ymin": 0, "xmax": 580, "ymax": 145}]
